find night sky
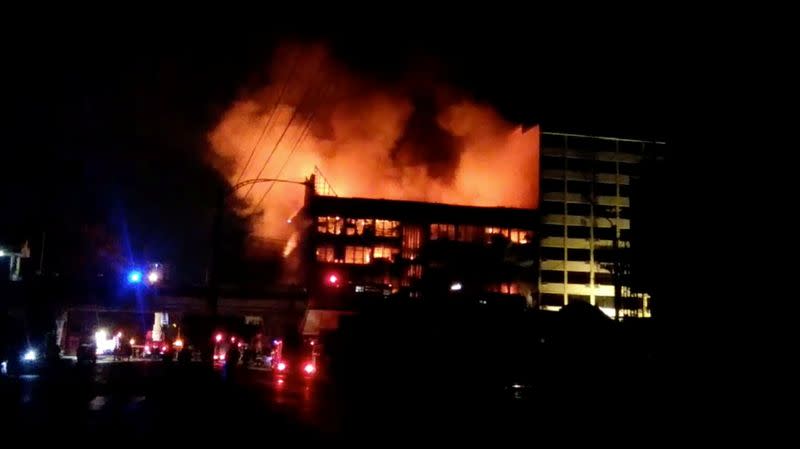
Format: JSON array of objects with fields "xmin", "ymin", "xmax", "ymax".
[{"xmin": 0, "ymin": 18, "xmax": 668, "ymax": 283}]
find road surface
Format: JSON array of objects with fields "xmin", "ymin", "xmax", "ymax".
[{"xmin": 1, "ymin": 358, "xmax": 663, "ymax": 443}]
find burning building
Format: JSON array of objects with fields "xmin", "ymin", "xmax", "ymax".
[
  {"xmin": 208, "ymin": 42, "xmax": 665, "ymax": 330},
  {"xmin": 292, "ymin": 174, "xmax": 538, "ymax": 336},
  {"xmin": 208, "ymin": 42, "xmax": 540, "ymax": 251}
]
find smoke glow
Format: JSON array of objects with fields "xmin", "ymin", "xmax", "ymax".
[{"xmin": 209, "ymin": 43, "xmax": 539, "ymax": 243}]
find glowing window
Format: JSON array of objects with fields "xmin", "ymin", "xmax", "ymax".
[
  {"xmin": 373, "ymin": 245, "xmax": 398, "ymax": 261},
  {"xmin": 344, "ymin": 246, "xmax": 371, "ymax": 264},
  {"xmin": 485, "ymin": 227, "xmax": 510, "ymax": 243},
  {"xmin": 510, "ymin": 229, "xmax": 533, "ymax": 244},
  {"xmin": 402, "ymin": 226, "xmax": 422, "ymax": 259},
  {"xmin": 375, "ymin": 219, "xmax": 400, "ymax": 237},
  {"xmin": 357, "ymin": 219, "xmax": 367, "ymax": 235},
  {"xmin": 490, "ymin": 282, "xmax": 520, "ymax": 294},
  {"xmin": 345, "ymin": 218, "xmax": 370, "ymax": 236},
  {"xmin": 406, "ymin": 264, "xmax": 423, "ymax": 279},
  {"xmin": 315, "ymin": 246, "xmax": 335, "ymax": 262},
  {"xmin": 317, "ymin": 216, "xmax": 343, "ymax": 235}
]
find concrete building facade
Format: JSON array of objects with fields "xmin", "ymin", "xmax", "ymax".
[{"xmin": 537, "ymin": 132, "xmax": 665, "ymax": 318}]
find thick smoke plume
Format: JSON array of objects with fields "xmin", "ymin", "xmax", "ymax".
[{"xmin": 209, "ymin": 43, "xmax": 539, "ymax": 244}]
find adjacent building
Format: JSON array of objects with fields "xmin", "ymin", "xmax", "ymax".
[
  {"xmin": 292, "ymin": 130, "xmax": 665, "ymax": 332},
  {"xmin": 537, "ymin": 132, "xmax": 665, "ymax": 318}
]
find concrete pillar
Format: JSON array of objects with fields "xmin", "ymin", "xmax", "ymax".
[
  {"xmin": 152, "ymin": 312, "xmax": 169, "ymax": 342},
  {"xmin": 55, "ymin": 311, "xmax": 68, "ymax": 350}
]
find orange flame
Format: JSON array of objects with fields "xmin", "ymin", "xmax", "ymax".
[{"xmin": 209, "ymin": 43, "xmax": 539, "ymax": 244}]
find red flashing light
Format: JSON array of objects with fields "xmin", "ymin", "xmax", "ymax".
[
  {"xmin": 303, "ymin": 363, "xmax": 316, "ymax": 374},
  {"xmin": 215, "ymin": 333, "xmax": 223, "ymax": 343},
  {"xmin": 230, "ymin": 337, "xmax": 236, "ymax": 343},
  {"xmin": 277, "ymin": 362, "xmax": 287, "ymax": 372},
  {"xmin": 328, "ymin": 274, "xmax": 338, "ymax": 284}
]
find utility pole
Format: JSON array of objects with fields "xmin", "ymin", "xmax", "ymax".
[
  {"xmin": 207, "ymin": 188, "xmax": 225, "ymax": 318},
  {"xmin": 612, "ymin": 224, "xmax": 621, "ymax": 321}
]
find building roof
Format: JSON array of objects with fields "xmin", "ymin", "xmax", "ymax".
[{"xmin": 308, "ymin": 195, "xmax": 538, "ymax": 229}]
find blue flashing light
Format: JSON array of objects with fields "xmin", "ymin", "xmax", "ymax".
[{"xmin": 127, "ymin": 270, "xmax": 143, "ymax": 284}]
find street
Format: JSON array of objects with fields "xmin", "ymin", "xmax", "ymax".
[
  {"xmin": 1, "ymin": 355, "xmax": 666, "ymax": 444},
  {"xmin": 1, "ymin": 361, "xmax": 341, "ymax": 443}
]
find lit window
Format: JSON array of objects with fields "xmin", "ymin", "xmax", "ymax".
[
  {"xmin": 406, "ymin": 264, "xmax": 422, "ymax": 279},
  {"xmin": 489, "ymin": 282, "xmax": 519, "ymax": 294},
  {"xmin": 362, "ymin": 219, "xmax": 374, "ymax": 235},
  {"xmin": 509, "ymin": 229, "xmax": 532, "ymax": 244},
  {"xmin": 375, "ymin": 219, "xmax": 400, "ymax": 237},
  {"xmin": 373, "ymin": 245, "xmax": 398, "ymax": 261},
  {"xmin": 485, "ymin": 227, "xmax": 510, "ymax": 243},
  {"xmin": 402, "ymin": 226, "xmax": 422, "ymax": 260},
  {"xmin": 500, "ymin": 283, "xmax": 519, "ymax": 294},
  {"xmin": 317, "ymin": 216, "xmax": 343, "ymax": 235},
  {"xmin": 344, "ymin": 246, "xmax": 371, "ymax": 264},
  {"xmin": 345, "ymin": 218, "xmax": 370, "ymax": 236},
  {"xmin": 329, "ymin": 217, "xmax": 342, "ymax": 235},
  {"xmin": 315, "ymin": 246, "xmax": 334, "ymax": 262}
]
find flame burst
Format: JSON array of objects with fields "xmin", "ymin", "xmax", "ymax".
[{"xmin": 209, "ymin": 42, "xmax": 539, "ymax": 244}]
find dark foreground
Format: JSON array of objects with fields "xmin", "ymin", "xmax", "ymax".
[
  {"xmin": 1, "ymin": 356, "xmax": 669, "ymax": 445},
  {"xmin": 2, "ymin": 305, "xmax": 674, "ymax": 444}
]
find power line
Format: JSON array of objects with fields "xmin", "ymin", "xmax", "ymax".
[
  {"xmin": 253, "ymin": 118, "xmax": 313, "ymax": 209},
  {"xmin": 253, "ymin": 82, "xmax": 335, "ymax": 210},
  {"xmin": 235, "ymin": 53, "xmax": 300, "ymax": 184},
  {"xmin": 241, "ymin": 61, "xmax": 327, "ymax": 201}
]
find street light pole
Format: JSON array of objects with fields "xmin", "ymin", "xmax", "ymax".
[{"xmin": 207, "ymin": 177, "xmax": 311, "ymax": 316}]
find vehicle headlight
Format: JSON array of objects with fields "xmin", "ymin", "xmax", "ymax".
[{"xmin": 22, "ymin": 349, "xmax": 37, "ymax": 362}]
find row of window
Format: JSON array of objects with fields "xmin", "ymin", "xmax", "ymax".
[
  {"xmin": 539, "ymin": 293, "xmax": 616, "ymax": 308},
  {"xmin": 541, "ymin": 270, "xmax": 615, "ymax": 285},
  {"xmin": 317, "ymin": 217, "xmax": 400, "ymax": 237},
  {"xmin": 542, "ymin": 179, "xmax": 631, "ymax": 197},
  {"xmin": 317, "ymin": 217, "xmax": 534, "ymax": 247},
  {"xmin": 540, "ymin": 247, "xmax": 623, "ymax": 263},
  {"xmin": 487, "ymin": 282, "xmax": 521, "ymax": 295},
  {"xmin": 540, "ymin": 225, "xmax": 625, "ymax": 240},
  {"xmin": 430, "ymin": 224, "xmax": 532, "ymax": 244},
  {"xmin": 541, "ymin": 134, "xmax": 649, "ymax": 156},
  {"xmin": 316, "ymin": 245, "xmax": 401, "ymax": 264},
  {"xmin": 402, "ymin": 226, "xmax": 422, "ymax": 260},
  {"xmin": 540, "ymin": 201, "xmax": 632, "ymax": 219},
  {"xmin": 541, "ymin": 156, "xmax": 640, "ymax": 175}
]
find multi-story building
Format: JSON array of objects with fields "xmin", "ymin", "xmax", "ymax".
[
  {"xmin": 537, "ymin": 132, "xmax": 665, "ymax": 318},
  {"xmin": 292, "ymin": 178, "xmax": 538, "ymax": 335},
  {"xmin": 292, "ymin": 130, "xmax": 665, "ymax": 333}
]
